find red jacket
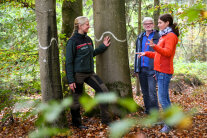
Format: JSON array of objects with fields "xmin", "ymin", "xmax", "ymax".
[{"xmin": 145, "ymin": 32, "xmax": 178, "ymax": 74}]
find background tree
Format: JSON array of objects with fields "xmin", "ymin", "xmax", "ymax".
[
  {"xmin": 153, "ymin": 0, "xmax": 160, "ymax": 30},
  {"xmin": 93, "ymin": 0, "xmax": 132, "ymax": 97},
  {"xmin": 138, "ymin": 0, "xmax": 142, "ymax": 34},
  {"xmin": 136, "ymin": 0, "xmax": 142, "ymax": 96},
  {"xmin": 200, "ymin": 24, "xmax": 206, "ymax": 61},
  {"xmin": 35, "ymin": 0, "xmax": 66, "ymax": 127},
  {"xmin": 61, "ymin": 0, "xmax": 82, "ymax": 93}
]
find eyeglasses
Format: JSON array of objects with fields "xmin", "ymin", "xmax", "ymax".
[{"xmin": 143, "ymin": 23, "xmax": 153, "ymax": 26}]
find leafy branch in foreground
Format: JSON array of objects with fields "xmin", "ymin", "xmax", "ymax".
[
  {"xmin": 29, "ymin": 97, "xmax": 72, "ymax": 138},
  {"xmin": 110, "ymin": 105, "xmax": 195, "ymax": 138},
  {"xmin": 27, "ymin": 92, "xmax": 195, "ymax": 138}
]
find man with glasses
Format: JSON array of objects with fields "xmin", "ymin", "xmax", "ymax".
[{"xmin": 134, "ymin": 17, "xmax": 160, "ymax": 114}]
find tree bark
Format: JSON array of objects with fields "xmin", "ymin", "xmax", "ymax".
[
  {"xmin": 153, "ymin": 0, "xmax": 160, "ymax": 30},
  {"xmin": 138, "ymin": 0, "xmax": 142, "ymax": 35},
  {"xmin": 93, "ymin": 0, "xmax": 132, "ymax": 97},
  {"xmin": 61, "ymin": 0, "xmax": 82, "ymax": 93},
  {"xmin": 35, "ymin": 0, "xmax": 66, "ymax": 127},
  {"xmin": 201, "ymin": 24, "xmax": 206, "ymax": 61},
  {"xmin": 136, "ymin": 0, "xmax": 142, "ymax": 96}
]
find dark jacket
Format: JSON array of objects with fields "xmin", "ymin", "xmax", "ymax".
[
  {"xmin": 134, "ymin": 30, "xmax": 160, "ymax": 73},
  {"xmin": 66, "ymin": 31, "xmax": 108, "ymax": 84}
]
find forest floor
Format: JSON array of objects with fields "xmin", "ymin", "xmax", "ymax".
[{"xmin": 0, "ymin": 79, "xmax": 207, "ymax": 137}]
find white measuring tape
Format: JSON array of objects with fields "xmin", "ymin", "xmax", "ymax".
[
  {"xmin": 38, "ymin": 37, "xmax": 58, "ymax": 63},
  {"xmin": 38, "ymin": 37, "xmax": 58, "ymax": 50},
  {"xmin": 95, "ymin": 31, "xmax": 126, "ymax": 42}
]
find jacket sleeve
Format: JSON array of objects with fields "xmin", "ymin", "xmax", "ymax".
[
  {"xmin": 145, "ymin": 51, "xmax": 155, "ymax": 58},
  {"xmin": 93, "ymin": 43, "xmax": 108, "ymax": 57},
  {"xmin": 66, "ymin": 39, "xmax": 76, "ymax": 84},
  {"xmin": 153, "ymin": 34, "xmax": 177, "ymax": 57}
]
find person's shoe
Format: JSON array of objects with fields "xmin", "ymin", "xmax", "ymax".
[
  {"xmin": 144, "ymin": 110, "xmax": 149, "ymax": 115},
  {"xmin": 102, "ymin": 121, "xmax": 111, "ymax": 126},
  {"xmin": 160, "ymin": 124, "xmax": 171, "ymax": 133},
  {"xmin": 77, "ymin": 125, "xmax": 88, "ymax": 129},
  {"xmin": 72, "ymin": 124, "xmax": 88, "ymax": 130}
]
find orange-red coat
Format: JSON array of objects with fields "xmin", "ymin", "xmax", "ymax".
[{"xmin": 145, "ymin": 32, "xmax": 178, "ymax": 74}]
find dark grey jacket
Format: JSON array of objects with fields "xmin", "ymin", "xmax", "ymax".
[
  {"xmin": 134, "ymin": 30, "xmax": 160, "ymax": 73},
  {"xmin": 66, "ymin": 31, "xmax": 108, "ymax": 84}
]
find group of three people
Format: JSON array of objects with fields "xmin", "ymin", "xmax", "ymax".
[{"xmin": 66, "ymin": 13, "xmax": 179, "ymax": 133}]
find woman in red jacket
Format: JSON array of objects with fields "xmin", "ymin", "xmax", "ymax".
[{"xmin": 137, "ymin": 13, "xmax": 179, "ymax": 133}]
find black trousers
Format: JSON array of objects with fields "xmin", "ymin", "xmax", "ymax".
[{"xmin": 70, "ymin": 72, "xmax": 111, "ymax": 126}]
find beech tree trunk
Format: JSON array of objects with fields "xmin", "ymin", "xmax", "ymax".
[
  {"xmin": 35, "ymin": 0, "xmax": 66, "ymax": 127},
  {"xmin": 61, "ymin": 0, "xmax": 82, "ymax": 93},
  {"xmin": 93, "ymin": 0, "xmax": 132, "ymax": 97}
]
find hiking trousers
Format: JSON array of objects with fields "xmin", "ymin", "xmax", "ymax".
[{"xmin": 70, "ymin": 72, "xmax": 111, "ymax": 126}]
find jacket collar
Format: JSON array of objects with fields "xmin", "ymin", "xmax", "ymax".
[
  {"xmin": 74, "ymin": 30, "xmax": 87, "ymax": 39},
  {"xmin": 138, "ymin": 30, "xmax": 158, "ymax": 39}
]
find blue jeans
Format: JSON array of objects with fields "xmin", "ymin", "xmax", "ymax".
[
  {"xmin": 139, "ymin": 67, "xmax": 159, "ymax": 113},
  {"xmin": 155, "ymin": 71, "xmax": 172, "ymax": 110}
]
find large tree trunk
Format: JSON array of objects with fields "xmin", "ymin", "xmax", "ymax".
[
  {"xmin": 61, "ymin": 0, "xmax": 82, "ymax": 93},
  {"xmin": 35, "ymin": 0, "xmax": 66, "ymax": 127},
  {"xmin": 153, "ymin": 0, "xmax": 160, "ymax": 30},
  {"xmin": 93, "ymin": 0, "xmax": 132, "ymax": 97}
]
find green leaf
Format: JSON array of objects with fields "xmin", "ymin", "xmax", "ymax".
[
  {"xmin": 86, "ymin": 0, "xmax": 93, "ymax": 6},
  {"xmin": 37, "ymin": 103, "xmax": 49, "ymax": 112},
  {"xmin": 44, "ymin": 102, "xmax": 62, "ymax": 122},
  {"xmin": 95, "ymin": 92, "xmax": 118, "ymax": 104},
  {"xmin": 139, "ymin": 109, "xmax": 159, "ymax": 127},
  {"xmin": 61, "ymin": 97, "xmax": 72, "ymax": 107},
  {"xmin": 80, "ymin": 95, "xmax": 97, "ymax": 112},
  {"xmin": 117, "ymin": 98, "xmax": 138, "ymax": 112},
  {"xmin": 109, "ymin": 119, "xmax": 136, "ymax": 138},
  {"xmin": 29, "ymin": 127, "xmax": 68, "ymax": 138},
  {"xmin": 179, "ymin": 3, "xmax": 205, "ymax": 22},
  {"xmin": 163, "ymin": 105, "xmax": 185, "ymax": 126},
  {"xmin": 59, "ymin": 33, "xmax": 66, "ymax": 39},
  {"xmin": 36, "ymin": 98, "xmax": 72, "ymax": 123}
]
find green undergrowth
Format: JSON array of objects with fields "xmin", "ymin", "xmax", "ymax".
[{"xmin": 174, "ymin": 60, "xmax": 207, "ymax": 84}]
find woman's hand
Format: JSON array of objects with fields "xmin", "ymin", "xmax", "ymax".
[
  {"xmin": 103, "ymin": 36, "xmax": 111, "ymax": 47},
  {"xmin": 136, "ymin": 52, "xmax": 146, "ymax": 58},
  {"xmin": 69, "ymin": 83, "xmax": 76, "ymax": 92},
  {"xmin": 147, "ymin": 39, "xmax": 155, "ymax": 48}
]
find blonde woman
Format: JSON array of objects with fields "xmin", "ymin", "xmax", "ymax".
[{"xmin": 66, "ymin": 16, "xmax": 111, "ymax": 129}]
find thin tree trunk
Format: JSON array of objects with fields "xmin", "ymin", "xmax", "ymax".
[
  {"xmin": 188, "ymin": 0, "xmax": 194, "ymax": 61},
  {"xmin": 61, "ymin": 0, "xmax": 82, "ymax": 94},
  {"xmin": 93, "ymin": 0, "xmax": 132, "ymax": 97},
  {"xmin": 153, "ymin": 0, "xmax": 160, "ymax": 30},
  {"xmin": 136, "ymin": 0, "xmax": 142, "ymax": 96},
  {"xmin": 201, "ymin": 24, "xmax": 206, "ymax": 61},
  {"xmin": 138, "ymin": 0, "xmax": 142, "ymax": 35},
  {"xmin": 35, "ymin": 0, "xmax": 66, "ymax": 127}
]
